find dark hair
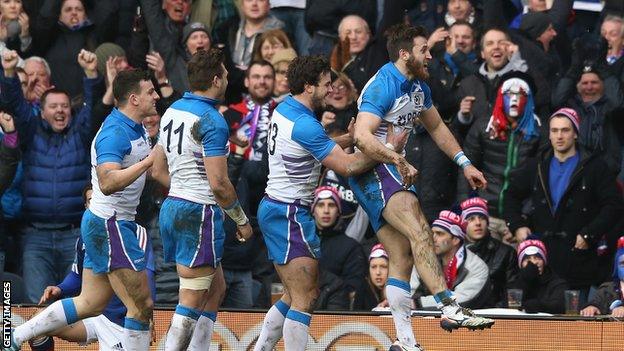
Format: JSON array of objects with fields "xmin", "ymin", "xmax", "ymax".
[
  {"xmin": 245, "ymin": 59, "xmax": 275, "ymax": 78},
  {"xmin": 82, "ymin": 183, "xmax": 93, "ymax": 204},
  {"xmin": 479, "ymin": 27, "xmax": 511, "ymax": 50},
  {"xmin": 287, "ymin": 55, "xmax": 331, "ymax": 95},
  {"xmin": 113, "ymin": 69, "xmax": 152, "ymax": 107},
  {"xmin": 187, "ymin": 48, "xmax": 225, "ymax": 91},
  {"xmin": 324, "ymin": 121, "xmax": 347, "ymax": 136},
  {"xmin": 385, "ymin": 24, "xmax": 428, "ymax": 61},
  {"xmin": 449, "ymin": 20, "xmax": 475, "ymax": 35},
  {"xmin": 41, "ymin": 88, "xmax": 70, "ymax": 107}
]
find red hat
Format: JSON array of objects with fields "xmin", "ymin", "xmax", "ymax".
[
  {"xmin": 550, "ymin": 107, "xmax": 580, "ymax": 133},
  {"xmin": 517, "ymin": 239, "xmax": 548, "ymax": 267},
  {"xmin": 460, "ymin": 197, "xmax": 489, "ymax": 222},
  {"xmin": 432, "ymin": 210, "xmax": 465, "ymax": 240},
  {"xmin": 369, "ymin": 243, "xmax": 388, "ymax": 261},
  {"xmin": 311, "ymin": 186, "xmax": 342, "ymax": 214}
]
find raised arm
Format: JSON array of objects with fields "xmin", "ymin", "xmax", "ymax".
[{"xmin": 1, "ymin": 50, "xmax": 36, "ymax": 133}]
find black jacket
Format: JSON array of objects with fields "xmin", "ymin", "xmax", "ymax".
[
  {"xmin": 467, "ymin": 236, "xmax": 518, "ymax": 307},
  {"xmin": 0, "ymin": 133, "xmax": 20, "ymax": 197},
  {"xmin": 314, "ymin": 269, "xmax": 351, "ymax": 311},
  {"xmin": 513, "ymin": 263, "xmax": 568, "ymax": 314},
  {"xmin": 319, "ymin": 228, "xmax": 367, "ymax": 293},
  {"xmin": 459, "ymin": 116, "xmax": 543, "ymax": 217},
  {"xmin": 582, "ymin": 281, "xmax": 622, "ymax": 314},
  {"xmin": 352, "ymin": 279, "xmax": 383, "ymax": 311},
  {"xmin": 304, "ymin": 0, "xmax": 376, "ymax": 37},
  {"xmin": 504, "ymin": 148, "xmax": 624, "ymax": 287}
]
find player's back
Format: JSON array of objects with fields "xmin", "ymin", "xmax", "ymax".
[
  {"xmin": 265, "ymin": 96, "xmax": 335, "ymax": 206},
  {"xmin": 160, "ymin": 93, "xmax": 229, "ymax": 205}
]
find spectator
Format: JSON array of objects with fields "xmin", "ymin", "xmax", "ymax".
[
  {"xmin": 517, "ymin": 12, "xmax": 562, "ymax": 88},
  {"xmin": 0, "ymin": 112, "xmax": 19, "ymax": 196},
  {"xmin": 456, "ymin": 28, "xmax": 528, "ymax": 127},
  {"xmin": 23, "ymin": 56, "xmax": 52, "ymax": 109},
  {"xmin": 138, "ymin": 0, "xmax": 195, "ymax": 92},
  {"xmin": 251, "ymin": 28, "xmax": 293, "ymax": 62},
  {"xmin": 0, "ymin": 0, "xmax": 32, "ymax": 58},
  {"xmin": 31, "ymin": 0, "xmax": 118, "ymax": 98},
  {"xmin": 0, "ymin": 48, "xmax": 100, "ymax": 302},
  {"xmin": 552, "ymin": 60, "xmax": 623, "ymax": 176},
  {"xmin": 504, "ymin": 108, "xmax": 623, "ymax": 303},
  {"xmin": 580, "ymin": 236, "xmax": 624, "ymax": 318},
  {"xmin": 513, "ymin": 238, "xmax": 568, "ymax": 313},
  {"xmin": 304, "ymin": 0, "xmax": 375, "ymax": 57},
  {"xmin": 270, "ymin": 47, "xmax": 297, "ymax": 102},
  {"xmin": 461, "ymin": 197, "xmax": 518, "ymax": 307},
  {"xmin": 313, "ymin": 185, "xmax": 367, "ymax": 309},
  {"xmin": 352, "ymin": 243, "xmax": 389, "ymax": 311},
  {"xmin": 320, "ymin": 72, "xmax": 358, "ymax": 131},
  {"xmin": 444, "ymin": 0, "xmax": 479, "ymax": 28},
  {"xmin": 459, "ymin": 73, "xmax": 542, "ymax": 243},
  {"xmin": 270, "ymin": 0, "xmax": 310, "ymax": 55},
  {"xmin": 411, "ymin": 210, "xmax": 491, "ymax": 309},
  {"xmin": 602, "ymin": 15, "xmax": 624, "ymax": 74},
  {"xmin": 426, "ymin": 21, "xmax": 479, "ymax": 121}
]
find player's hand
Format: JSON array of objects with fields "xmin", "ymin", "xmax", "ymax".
[
  {"xmin": 459, "ymin": 96, "xmax": 476, "ymax": 116},
  {"xmin": 78, "ymin": 49, "xmax": 98, "ymax": 78},
  {"xmin": 394, "ymin": 156, "xmax": 418, "ymax": 188},
  {"xmin": 463, "ymin": 164, "xmax": 486, "ymax": 190},
  {"xmin": 2, "ymin": 50, "xmax": 19, "ymax": 76},
  {"xmin": 386, "ymin": 124, "xmax": 408, "ymax": 154},
  {"xmin": 321, "ymin": 111, "xmax": 336, "ymax": 126},
  {"xmin": 580, "ymin": 305, "xmax": 600, "ymax": 317},
  {"xmin": 236, "ymin": 222, "xmax": 253, "ymax": 242},
  {"xmin": 0, "ymin": 112, "xmax": 15, "ymax": 133},
  {"xmin": 39, "ymin": 286, "xmax": 62, "ymax": 304}
]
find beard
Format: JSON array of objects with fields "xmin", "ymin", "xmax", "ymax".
[
  {"xmin": 406, "ymin": 56, "xmax": 429, "ymax": 80},
  {"xmin": 311, "ymin": 92, "xmax": 327, "ymax": 113}
]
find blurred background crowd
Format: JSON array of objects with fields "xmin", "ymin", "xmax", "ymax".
[{"xmin": 1, "ymin": 0, "xmax": 624, "ymax": 317}]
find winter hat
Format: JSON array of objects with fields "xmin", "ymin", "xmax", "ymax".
[
  {"xmin": 549, "ymin": 107, "xmax": 580, "ymax": 133},
  {"xmin": 95, "ymin": 43, "xmax": 126, "ymax": 76},
  {"xmin": 270, "ymin": 48, "xmax": 298, "ymax": 67},
  {"xmin": 517, "ymin": 239, "xmax": 548, "ymax": 267},
  {"xmin": 311, "ymin": 186, "xmax": 342, "ymax": 214},
  {"xmin": 369, "ymin": 243, "xmax": 389, "ymax": 261},
  {"xmin": 460, "ymin": 197, "xmax": 489, "ymax": 222},
  {"xmin": 520, "ymin": 12, "xmax": 552, "ymax": 41},
  {"xmin": 183, "ymin": 22, "xmax": 210, "ymax": 44},
  {"xmin": 613, "ymin": 236, "xmax": 624, "ymax": 282},
  {"xmin": 432, "ymin": 210, "xmax": 466, "ymax": 241}
]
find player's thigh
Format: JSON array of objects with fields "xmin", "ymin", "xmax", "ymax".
[
  {"xmin": 202, "ymin": 264, "xmax": 226, "ymax": 311},
  {"xmin": 73, "ymin": 269, "xmax": 114, "ymax": 316},
  {"xmin": 377, "ymin": 224, "xmax": 413, "ymax": 281},
  {"xmin": 382, "ymin": 191, "xmax": 429, "ymax": 241}
]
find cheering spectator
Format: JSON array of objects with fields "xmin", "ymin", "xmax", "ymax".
[
  {"xmin": 352, "ymin": 243, "xmax": 389, "ymax": 311},
  {"xmin": 459, "ymin": 72, "xmax": 543, "ymax": 243},
  {"xmin": 461, "ymin": 197, "xmax": 518, "ymax": 307},
  {"xmin": 602, "ymin": 15, "xmax": 624, "ymax": 75},
  {"xmin": 513, "ymin": 239, "xmax": 567, "ymax": 313},
  {"xmin": 0, "ymin": 48, "xmax": 100, "ymax": 302},
  {"xmin": 580, "ymin": 236, "xmax": 624, "ymax": 318},
  {"xmin": 411, "ymin": 210, "xmax": 491, "ymax": 309},
  {"xmin": 23, "ymin": 56, "xmax": 52, "ymax": 108},
  {"xmin": 505, "ymin": 108, "xmax": 623, "ymax": 303},
  {"xmin": 321, "ymin": 72, "xmax": 358, "ymax": 131},
  {"xmin": 0, "ymin": 0, "xmax": 32, "ymax": 58}
]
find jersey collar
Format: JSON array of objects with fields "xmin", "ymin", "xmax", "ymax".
[
  {"xmin": 284, "ymin": 95, "xmax": 314, "ymax": 116},
  {"xmin": 386, "ymin": 62, "xmax": 414, "ymax": 94},
  {"xmin": 183, "ymin": 92, "xmax": 220, "ymax": 106},
  {"xmin": 110, "ymin": 108, "xmax": 144, "ymax": 134}
]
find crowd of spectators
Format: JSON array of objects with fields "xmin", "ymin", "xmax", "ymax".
[{"xmin": 1, "ymin": 0, "xmax": 624, "ymax": 318}]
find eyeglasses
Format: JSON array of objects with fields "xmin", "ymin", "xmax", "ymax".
[{"xmin": 331, "ymin": 84, "xmax": 347, "ymax": 92}]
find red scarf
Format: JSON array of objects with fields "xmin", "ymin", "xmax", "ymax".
[{"xmin": 444, "ymin": 246, "xmax": 465, "ymax": 289}]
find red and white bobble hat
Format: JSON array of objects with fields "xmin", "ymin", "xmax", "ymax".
[
  {"xmin": 460, "ymin": 197, "xmax": 489, "ymax": 222},
  {"xmin": 517, "ymin": 239, "xmax": 548, "ymax": 267},
  {"xmin": 432, "ymin": 210, "xmax": 466, "ymax": 240}
]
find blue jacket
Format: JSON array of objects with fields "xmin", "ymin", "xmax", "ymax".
[{"xmin": 0, "ymin": 73, "xmax": 101, "ymax": 223}]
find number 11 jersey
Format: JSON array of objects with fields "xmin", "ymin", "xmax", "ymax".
[{"xmin": 159, "ymin": 92, "xmax": 230, "ymax": 205}]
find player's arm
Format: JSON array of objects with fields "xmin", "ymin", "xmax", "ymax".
[
  {"xmin": 149, "ymin": 144, "xmax": 170, "ymax": 188},
  {"xmin": 96, "ymin": 152, "xmax": 155, "ymax": 195},
  {"xmin": 204, "ymin": 155, "xmax": 239, "ymax": 210},
  {"xmin": 419, "ymin": 106, "xmax": 487, "ymax": 190}
]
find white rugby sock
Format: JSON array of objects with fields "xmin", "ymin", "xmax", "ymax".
[
  {"xmin": 283, "ymin": 309, "xmax": 311, "ymax": 351},
  {"xmin": 253, "ymin": 300, "xmax": 289, "ymax": 351},
  {"xmin": 386, "ymin": 278, "xmax": 416, "ymax": 347},
  {"xmin": 188, "ymin": 311, "xmax": 217, "ymax": 350},
  {"xmin": 123, "ymin": 317, "xmax": 151, "ymax": 351},
  {"xmin": 164, "ymin": 305, "xmax": 201, "ymax": 350},
  {"xmin": 14, "ymin": 298, "xmax": 78, "ymax": 345}
]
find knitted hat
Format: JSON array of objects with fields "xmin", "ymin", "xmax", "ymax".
[
  {"xmin": 369, "ymin": 243, "xmax": 389, "ymax": 261},
  {"xmin": 95, "ymin": 43, "xmax": 126, "ymax": 76},
  {"xmin": 549, "ymin": 107, "xmax": 580, "ymax": 133},
  {"xmin": 183, "ymin": 22, "xmax": 210, "ymax": 44},
  {"xmin": 460, "ymin": 197, "xmax": 489, "ymax": 222},
  {"xmin": 614, "ymin": 236, "xmax": 624, "ymax": 281},
  {"xmin": 432, "ymin": 210, "xmax": 466, "ymax": 240},
  {"xmin": 517, "ymin": 239, "xmax": 548, "ymax": 267},
  {"xmin": 311, "ymin": 186, "xmax": 342, "ymax": 214},
  {"xmin": 270, "ymin": 48, "xmax": 298, "ymax": 66},
  {"xmin": 520, "ymin": 12, "xmax": 552, "ymax": 41}
]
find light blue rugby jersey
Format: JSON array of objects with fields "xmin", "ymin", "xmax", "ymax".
[{"xmin": 357, "ymin": 62, "xmax": 433, "ymax": 144}]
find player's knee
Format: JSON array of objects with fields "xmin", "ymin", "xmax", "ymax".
[{"xmin": 179, "ymin": 274, "xmax": 215, "ymax": 291}]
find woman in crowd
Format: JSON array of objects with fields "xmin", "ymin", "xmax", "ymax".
[
  {"xmin": 321, "ymin": 72, "xmax": 358, "ymax": 131},
  {"xmin": 270, "ymin": 47, "xmax": 297, "ymax": 102},
  {"xmin": 353, "ymin": 244, "xmax": 389, "ymax": 310},
  {"xmin": 251, "ymin": 28, "xmax": 292, "ymax": 62}
]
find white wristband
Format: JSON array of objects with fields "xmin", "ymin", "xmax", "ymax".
[
  {"xmin": 453, "ymin": 151, "xmax": 472, "ymax": 169},
  {"xmin": 223, "ymin": 200, "xmax": 249, "ymax": 226}
]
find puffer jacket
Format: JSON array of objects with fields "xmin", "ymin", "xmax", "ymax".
[
  {"xmin": 458, "ymin": 115, "xmax": 543, "ymax": 217},
  {"xmin": 467, "ymin": 236, "xmax": 518, "ymax": 307},
  {"xmin": 0, "ymin": 74, "xmax": 100, "ymax": 223}
]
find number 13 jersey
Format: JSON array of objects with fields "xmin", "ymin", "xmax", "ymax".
[{"xmin": 159, "ymin": 92, "xmax": 230, "ymax": 205}]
